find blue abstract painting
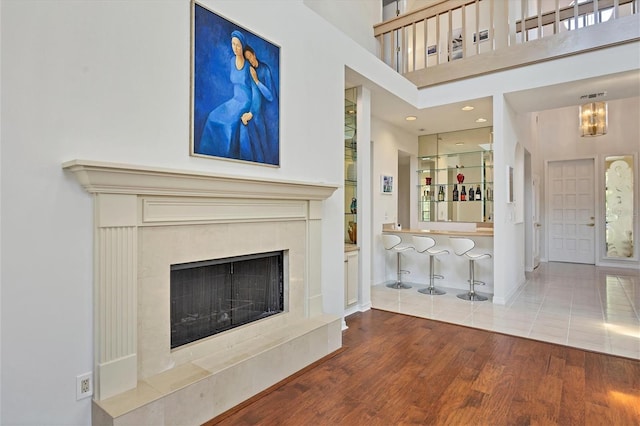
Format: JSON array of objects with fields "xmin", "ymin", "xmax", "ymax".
[{"xmin": 191, "ymin": 3, "xmax": 280, "ymax": 166}]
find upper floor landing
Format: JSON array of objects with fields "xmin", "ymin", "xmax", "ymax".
[{"xmin": 374, "ymin": 0, "xmax": 640, "ymax": 88}]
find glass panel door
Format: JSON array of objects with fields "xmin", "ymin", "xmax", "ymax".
[{"xmin": 605, "ymin": 155, "xmax": 634, "ymax": 258}]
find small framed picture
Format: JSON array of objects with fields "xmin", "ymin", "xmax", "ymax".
[
  {"xmin": 450, "ymin": 28, "xmax": 463, "ymax": 60},
  {"xmin": 381, "ymin": 175, "xmax": 393, "ymax": 194},
  {"xmin": 473, "ymin": 29, "xmax": 489, "ymax": 43},
  {"xmin": 427, "ymin": 44, "xmax": 437, "ymax": 56}
]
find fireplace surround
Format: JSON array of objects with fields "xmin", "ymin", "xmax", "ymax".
[{"xmin": 63, "ymin": 160, "xmax": 340, "ymax": 425}]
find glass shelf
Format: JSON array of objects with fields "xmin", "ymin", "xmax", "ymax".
[
  {"xmin": 417, "ymin": 128, "xmax": 493, "ymax": 223},
  {"xmin": 419, "ymin": 182, "xmax": 489, "ymax": 187},
  {"xmin": 417, "ymin": 165, "xmax": 493, "ymax": 173},
  {"xmin": 344, "ymin": 90, "xmax": 357, "ymax": 244},
  {"xmin": 420, "ymin": 200, "xmax": 494, "ymax": 203}
]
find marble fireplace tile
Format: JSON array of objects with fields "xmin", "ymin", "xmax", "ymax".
[
  {"xmin": 96, "ymin": 381, "xmax": 162, "ymax": 419},
  {"xmin": 160, "ymin": 375, "xmax": 218, "ymax": 426},
  {"xmin": 112, "ymin": 400, "xmax": 165, "ymax": 426},
  {"xmin": 143, "ymin": 362, "xmax": 212, "ymax": 395}
]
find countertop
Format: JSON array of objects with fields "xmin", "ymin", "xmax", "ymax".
[
  {"xmin": 345, "ymin": 243, "xmax": 360, "ymax": 252},
  {"xmin": 382, "ymin": 228, "xmax": 494, "ymax": 237}
]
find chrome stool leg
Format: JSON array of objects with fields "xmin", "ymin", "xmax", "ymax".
[
  {"xmin": 386, "ymin": 251, "xmax": 412, "ymax": 289},
  {"xmin": 457, "ymin": 259, "xmax": 488, "ymax": 301},
  {"xmin": 418, "ymin": 255, "xmax": 446, "ymax": 295}
]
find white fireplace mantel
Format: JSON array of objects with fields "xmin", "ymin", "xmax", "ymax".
[
  {"xmin": 63, "ymin": 160, "xmax": 340, "ymax": 424},
  {"xmin": 62, "ymin": 159, "xmax": 339, "ymax": 200}
]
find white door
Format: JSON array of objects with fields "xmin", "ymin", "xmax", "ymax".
[
  {"xmin": 548, "ymin": 159, "xmax": 596, "ymax": 264},
  {"xmin": 532, "ymin": 175, "xmax": 541, "ymax": 268}
]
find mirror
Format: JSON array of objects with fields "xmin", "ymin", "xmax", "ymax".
[
  {"xmin": 418, "ymin": 127, "xmax": 493, "ymax": 222},
  {"xmin": 605, "ymin": 155, "xmax": 634, "ymax": 258}
]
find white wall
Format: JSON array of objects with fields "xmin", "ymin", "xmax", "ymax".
[
  {"xmin": 304, "ymin": 0, "xmax": 381, "ymax": 55},
  {"xmin": 371, "ymin": 118, "xmax": 418, "ymax": 285},
  {"xmin": 0, "ymin": 1, "xmax": 406, "ymax": 424},
  {"xmin": 536, "ymin": 96, "xmax": 640, "ymax": 265},
  {"xmin": 493, "ymin": 96, "xmax": 527, "ymax": 304},
  {"xmin": 0, "ymin": 0, "xmax": 3, "ymax": 419},
  {"xmin": 515, "ymin": 111, "xmax": 539, "ymax": 271}
]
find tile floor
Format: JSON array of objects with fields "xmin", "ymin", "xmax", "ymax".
[{"xmin": 371, "ymin": 261, "xmax": 640, "ymax": 360}]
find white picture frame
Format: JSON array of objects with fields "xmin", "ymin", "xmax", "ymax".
[{"xmin": 381, "ymin": 175, "xmax": 393, "ymax": 194}]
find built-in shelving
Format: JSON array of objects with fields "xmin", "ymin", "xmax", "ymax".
[
  {"xmin": 418, "ymin": 149, "xmax": 494, "ymax": 222},
  {"xmin": 345, "ymin": 93, "xmax": 357, "ymax": 244}
]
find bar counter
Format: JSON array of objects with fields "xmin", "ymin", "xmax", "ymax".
[
  {"xmin": 381, "ymin": 227, "xmax": 493, "ymax": 237},
  {"xmin": 380, "ymin": 223, "xmax": 494, "ymax": 297}
]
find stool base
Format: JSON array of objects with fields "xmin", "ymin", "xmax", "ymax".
[
  {"xmin": 419, "ymin": 287, "xmax": 446, "ymax": 295},
  {"xmin": 457, "ymin": 292, "xmax": 488, "ymax": 302},
  {"xmin": 387, "ymin": 281, "xmax": 412, "ymax": 289}
]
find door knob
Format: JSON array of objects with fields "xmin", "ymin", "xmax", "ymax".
[
  {"xmin": 534, "ymin": 223, "xmax": 542, "ymax": 228},
  {"xmin": 586, "ymin": 223, "xmax": 595, "ymax": 227}
]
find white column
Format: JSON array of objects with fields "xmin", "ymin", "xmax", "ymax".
[{"xmin": 357, "ymin": 86, "xmax": 373, "ymax": 311}]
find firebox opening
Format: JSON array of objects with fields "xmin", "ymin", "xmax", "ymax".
[{"xmin": 170, "ymin": 251, "xmax": 285, "ymax": 349}]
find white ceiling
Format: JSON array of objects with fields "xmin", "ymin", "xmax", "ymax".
[{"xmin": 345, "ymin": 68, "xmax": 640, "ymax": 137}]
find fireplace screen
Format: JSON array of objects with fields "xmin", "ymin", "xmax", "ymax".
[{"xmin": 170, "ymin": 251, "xmax": 284, "ymax": 349}]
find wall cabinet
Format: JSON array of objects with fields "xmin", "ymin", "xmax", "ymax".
[
  {"xmin": 418, "ymin": 150, "xmax": 494, "ymax": 222},
  {"xmin": 344, "ymin": 250, "xmax": 359, "ymax": 308}
]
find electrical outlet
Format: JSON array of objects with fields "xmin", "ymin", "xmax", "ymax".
[{"xmin": 76, "ymin": 372, "xmax": 93, "ymax": 400}]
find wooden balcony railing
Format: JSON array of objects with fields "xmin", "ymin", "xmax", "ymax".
[{"xmin": 374, "ymin": 0, "xmax": 640, "ymax": 88}]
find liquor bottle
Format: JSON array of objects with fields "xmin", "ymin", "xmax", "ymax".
[
  {"xmin": 452, "ymin": 184, "xmax": 459, "ymax": 201},
  {"xmin": 426, "ymin": 188, "xmax": 431, "ymax": 200},
  {"xmin": 460, "ymin": 185, "xmax": 467, "ymax": 201},
  {"xmin": 438, "ymin": 186, "xmax": 445, "ymax": 201},
  {"xmin": 468, "ymin": 185, "xmax": 475, "ymax": 201},
  {"xmin": 475, "ymin": 185, "xmax": 481, "ymax": 200}
]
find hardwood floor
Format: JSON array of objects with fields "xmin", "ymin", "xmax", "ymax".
[{"xmin": 207, "ymin": 309, "xmax": 640, "ymax": 425}]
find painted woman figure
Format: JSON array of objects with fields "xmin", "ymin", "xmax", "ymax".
[
  {"xmin": 242, "ymin": 44, "xmax": 278, "ymax": 164},
  {"xmin": 198, "ymin": 30, "xmax": 253, "ymax": 159}
]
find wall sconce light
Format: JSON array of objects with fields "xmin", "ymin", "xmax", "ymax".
[{"xmin": 580, "ymin": 101, "xmax": 608, "ymax": 137}]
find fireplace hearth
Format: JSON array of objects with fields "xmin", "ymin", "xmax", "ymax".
[{"xmin": 171, "ymin": 251, "xmax": 284, "ymax": 348}]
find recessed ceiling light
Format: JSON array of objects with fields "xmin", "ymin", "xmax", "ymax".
[
  {"xmin": 476, "ymin": 118, "xmax": 487, "ymax": 123},
  {"xmin": 462, "ymin": 106, "xmax": 474, "ymax": 111},
  {"xmin": 405, "ymin": 116, "xmax": 417, "ymax": 121},
  {"xmin": 455, "ymin": 142, "xmax": 464, "ymax": 146}
]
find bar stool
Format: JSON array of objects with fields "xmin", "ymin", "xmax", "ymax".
[
  {"xmin": 412, "ymin": 235, "xmax": 448, "ymax": 295},
  {"xmin": 382, "ymin": 234, "xmax": 413, "ymax": 289},
  {"xmin": 449, "ymin": 237, "xmax": 491, "ymax": 302}
]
